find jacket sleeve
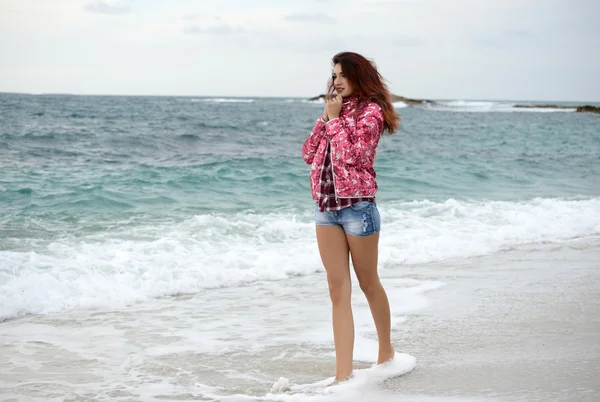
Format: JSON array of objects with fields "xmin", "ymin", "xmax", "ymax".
[
  {"xmin": 325, "ymin": 103, "xmax": 384, "ymax": 169},
  {"xmin": 301, "ymin": 117, "xmax": 326, "ymax": 165}
]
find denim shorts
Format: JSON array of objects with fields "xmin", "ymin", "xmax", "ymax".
[{"xmin": 314, "ymin": 201, "xmax": 381, "ymax": 237}]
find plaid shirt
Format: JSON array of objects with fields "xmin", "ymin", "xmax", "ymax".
[{"xmin": 317, "ymin": 144, "xmax": 375, "ymax": 212}]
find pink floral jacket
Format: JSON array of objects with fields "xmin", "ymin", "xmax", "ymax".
[{"xmin": 302, "ymin": 96, "xmax": 384, "ymax": 201}]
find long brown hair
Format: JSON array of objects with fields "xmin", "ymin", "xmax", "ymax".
[{"xmin": 327, "ymin": 51, "xmax": 400, "ymax": 134}]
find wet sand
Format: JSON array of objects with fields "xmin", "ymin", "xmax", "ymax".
[
  {"xmin": 384, "ymin": 238, "xmax": 600, "ymax": 401},
  {"xmin": 1, "ymin": 239, "xmax": 599, "ymax": 401}
]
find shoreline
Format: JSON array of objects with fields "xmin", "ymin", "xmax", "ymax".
[
  {"xmin": 382, "ymin": 238, "xmax": 600, "ymax": 401},
  {"xmin": 1, "ymin": 238, "xmax": 599, "ymax": 401}
]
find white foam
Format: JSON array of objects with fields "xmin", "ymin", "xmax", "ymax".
[
  {"xmin": 512, "ymin": 106, "xmax": 577, "ymax": 113},
  {"xmin": 202, "ymin": 98, "xmax": 255, "ymax": 103},
  {"xmin": 291, "ymin": 353, "xmax": 416, "ymax": 391},
  {"xmin": 393, "ymin": 101, "xmax": 409, "ymax": 108},
  {"xmin": 0, "ymin": 272, "xmax": 433, "ymax": 401},
  {"xmin": 378, "ymin": 197, "xmax": 600, "ymax": 265},
  {"xmin": 426, "ymin": 100, "xmax": 577, "ymax": 113},
  {"xmin": 444, "ymin": 100, "xmax": 495, "ymax": 108},
  {"xmin": 209, "ymin": 354, "xmax": 416, "ymax": 401},
  {"xmin": 1, "ymin": 197, "xmax": 598, "ymax": 319},
  {"xmin": 302, "ymin": 99, "xmax": 325, "ymax": 104}
]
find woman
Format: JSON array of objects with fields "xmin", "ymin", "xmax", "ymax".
[{"xmin": 302, "ymin": 51, "xmax": 400, "ymax": 383}]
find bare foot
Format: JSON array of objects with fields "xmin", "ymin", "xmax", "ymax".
[
  {"xmin": 327, "ymin": 373, "xmax": 352, "ymax": 387},
  {"xmin": 377, "ymin": 344, "xmax": 395, "ymax": 364}
]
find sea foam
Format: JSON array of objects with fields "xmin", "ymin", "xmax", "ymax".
[
  {"xmin": 427, "ymin": 100, "xmax": 576, "ymax": 113},
  {"xmin": 1, "ymin": 197, "xmax": 599, "ymax": 319}
]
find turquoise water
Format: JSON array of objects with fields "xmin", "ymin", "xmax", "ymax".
[
  {"xmin": 1, "ymin": 93, "xmax": 599, "ymax": 319},
  {"xmin": 2, "ymin": 95, "xmax": 598, "ymax": 222}
]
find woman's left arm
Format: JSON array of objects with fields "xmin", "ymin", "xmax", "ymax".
[{"xmin": 325, "ymin": 103, "xmax": 384, "ymax": 169}]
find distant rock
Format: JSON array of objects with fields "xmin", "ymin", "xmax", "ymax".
[
  {"xmin": 307, "ymin": 94, "xmax": 326, "ymax": 102},
  {"xmin": 575, "ymin": 105, "xmax": 600, "ymax": 114},
  {"xmin": 513, "ymin": 104, "xmax": 568, "ymax": 109},
  {"xmin": 308, "ymin": 95, "xmax": 599, "ymax": 114},
  {"xmin": 513, "ymin": 104, "xmax": 600, "ymax": 113},
  {"xmin": 390, "ymin": 95, "xmax": 435, "ymax": 105},
  {"xmin": 308, "ymin": 93, "xmax": 435, "ymax": 105}
]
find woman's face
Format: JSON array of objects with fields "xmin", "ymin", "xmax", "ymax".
[{"xmin": 332, "ymin": 63, "xmax": 354, "ymax": 98}]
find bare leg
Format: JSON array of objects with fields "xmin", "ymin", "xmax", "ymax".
[
  {"xmin": 316, "ymin": 225, "xmax": 354, "ymax": 381},
  {"xmin": 346, "ymin": 232, "xmax": 395, "ymax": 364}
]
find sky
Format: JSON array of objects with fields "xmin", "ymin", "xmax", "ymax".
[{"xmin": 0, "ymin": 0, "xmax": 598, "ymax": 101}]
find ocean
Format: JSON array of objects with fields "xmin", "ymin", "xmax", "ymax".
[{"xmin": 1, "ymin": 93, "xmax": 599, "ymax": 401}]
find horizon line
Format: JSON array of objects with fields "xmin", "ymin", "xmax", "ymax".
[{"xmin": 0, "ymin": 91, "xmax": 599, "ymax": 104}]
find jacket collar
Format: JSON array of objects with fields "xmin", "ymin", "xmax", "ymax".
[
  {"xmin": 342, "ymin": 95, "xmax": 358, "ymax": 106},
  {"xmin": 341, "ymin": 96, "xmax": 359, "ymax": 115}
]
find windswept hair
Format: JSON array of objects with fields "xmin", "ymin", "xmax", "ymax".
[{"xmin": 327, "ymin": 51, "xmax": 400, "ymax": 134}]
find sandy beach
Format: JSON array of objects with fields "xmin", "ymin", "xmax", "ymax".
[
  {"xmin": 1, "ymin": 238, "xmax": 598, "ymax": 401},
  {"xmin": 384, "ymin": 238, "xmax": 600, "ymax": 401}
]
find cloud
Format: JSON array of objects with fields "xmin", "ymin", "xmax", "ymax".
[
  {"xmin": 355, "ymin": 0, "xmax": 421, "ymax": 6},
  {"xmin": 183, "ymin": 24, "xmax": 244, "ymax": 35},
  {"xmin": 393, "ymin": 35, "xmax": 425, "ymax": 47},
  {"xmin": 1, "ymin": 0, "xmax": 598, "ymax": 101},
  {"xmin": 471, "ymin": 35, "xmax": 502, "ymax": 48},
  {"xmin": 471, "ymin": 29, "xmax": 533, "ymax": 48},
  {"xmin": 504, "ymin": 29, "xmax": 532, "ymax": 38},
  {"xmin": 182, "ymin": 13, "xmax": 200, "ymax": 21},
  {"xmin": 284, "ymin": 12, "xmax": 336, "ymax": 25},
  {"xmin": 83, "ymin": 1, "xmax": 129, "ymax": 15}
]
